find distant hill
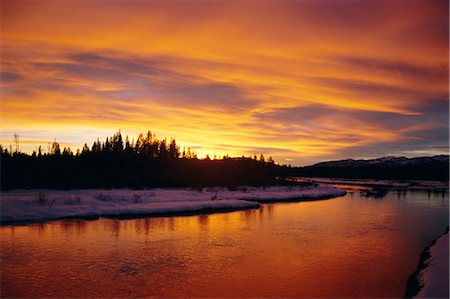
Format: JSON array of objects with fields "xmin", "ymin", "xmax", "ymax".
[{"xmin": 292, "ymin": 155, "xmax": 449, "ymax": 181}]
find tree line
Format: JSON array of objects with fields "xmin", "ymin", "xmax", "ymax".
[
  {"xmin": 1, "ymin": 130, "xmax": 275, "ymax": 163},
  {"xmin": 1, "ymin": 130, "xmax": 282, "ymax": 190}
]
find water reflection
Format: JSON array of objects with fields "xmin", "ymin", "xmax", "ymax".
[
  {"xmin": 197, "ymin": 214, "xmax": 209, "ymax": 230},
  {"xmin": 1, "ymin": 190, "xmax": 448, "ymax": 298},
  {"xmin": 29, "ymin": 223, "xmax": 47, "ymax": 235},
  {"xmin": 360, "ymin": 188, "xmax": 389, "ymax": 198}
]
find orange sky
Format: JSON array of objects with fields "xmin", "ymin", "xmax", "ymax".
[{"xmin": 1, "ymin": 0, "xmax": 448, "ymax": 165}]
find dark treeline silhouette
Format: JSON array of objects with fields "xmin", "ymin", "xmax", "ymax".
[
  {"xmin": 2, "ymin": 131, "xmax": 447, "ymax": 190},
  {"xmin": 1, "ymin": 131, "xmax": 284, "ymax": 190}
]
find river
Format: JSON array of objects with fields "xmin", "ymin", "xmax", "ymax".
[{"xmin": 1, "ymin": 188, "xmax": 448, "ymax": 298}]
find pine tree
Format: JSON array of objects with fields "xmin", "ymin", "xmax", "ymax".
[
  {"xmin": 159, "ymin": 139, "xmax": 168, "ymax": 159},
  {"xmin": 135, "ymin": 133, "xmax": 144, "ymax": 154},
  {"xmin": 125, "ymin": 136, "xmax": 133, "ymax": 155},
  {"xmin": 168, "ymin": 138, "xmax": 180, "ymax": 159},
  {"xmin": 51, "ymin": 140, "xmax": 61, "ymax": 156},
  {"xmin": 112, "ymin": 131, "xmax": 123, "ymax": 153},
  {"xmin": 82, "ymin": 143, "xmax": 90, "ymax": 155}
]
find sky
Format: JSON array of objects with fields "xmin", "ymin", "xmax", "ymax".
[{"xmin": 1, "ymin": 0, "xmax": 448, "ymax": 166}]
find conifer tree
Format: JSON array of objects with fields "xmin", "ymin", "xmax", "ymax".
[
  {"xmin": 168, "ymin": 138, "xmax": 180, "ymax": 159},
  {"xmin": 81, "ymin": 143, "xmax": 90, "ymax": 155},
  {"xmin": 159, "ymin": 139, "xmax": 168, "ymax": 159},
  {"xmin": 51, "ymin": 141, "xmax": 61, "ymax": 156}
]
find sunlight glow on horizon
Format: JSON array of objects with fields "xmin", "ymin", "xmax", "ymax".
[{"xmin": 1, "ymin": 0, "xmax": 448, "ymax": 165}]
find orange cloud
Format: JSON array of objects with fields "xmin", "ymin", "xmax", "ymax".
[{"xmin": 1, "ymin": 0, "xmax": 448, "ymax": 165}]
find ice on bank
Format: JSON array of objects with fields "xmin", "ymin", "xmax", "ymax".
[
  {"xmin": 296, "ymin": 177, "xmax": 449, "ymax": 189},
  {"xmin": 0, "ymin": 184, "xmax": 345, "ymax": 224},
  {"xmin": 416, "ymin": 231, "xmax": 449, "ymax": 299}
]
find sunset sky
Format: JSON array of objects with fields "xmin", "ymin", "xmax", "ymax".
[{"xmin": 1, "ymin": 0, "xmax": 448, "ymax": 165}]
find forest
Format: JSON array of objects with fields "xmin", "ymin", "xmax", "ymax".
[
  {"xmin": 1, "ymin": 131, "xmax": 285, "ymax": 190},
  {"xmin": 2, "ymin": 130, "xmax": 448, "ymax": 190}
]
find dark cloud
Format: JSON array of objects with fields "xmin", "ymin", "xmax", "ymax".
[
  {"xmin": 328, "ymin": 133, "xmax": 449, "ymax": 161},
  {"xmin": 253, "ymin": 101, "xmax": 449, "ymax": 158},
  {"xmin": 1, "ymin": 72, "xmax": 23, "ymax": 82},
  {"xmin": 162, "ymin": 82, "xmax": 251, "ymax": 109},
  {"xmin": 216, "ymin": 144, "xmax": 297, "ymax": 154},
  {"xmin": 70, "ymin": 53, "xmax": 167, "ymax": 77},
  {"xmin": 255, "ymin": 100, "xmax": 448, "ymax": 132},
  {"xmin": 29, "ymin": 52, "xmax": 258, "ymax": 110},
  {"xmin": 40, "ymin": 62, "xmax": 141, "ymax": 84},
  {"xmin": 332, "ymin": 56, "xmax": 448, "ymax": 81},
  {"xmin": 307, "ymin": 76, "xmax": 423, "ymax": 97},
  {"xmin": 413, "ymin": 98, "xmax": 449, "ymax": 115}
]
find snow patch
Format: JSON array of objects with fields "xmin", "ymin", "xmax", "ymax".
[
  {"xmin": 416, "ymin": 231, "xmax": 449, "ymax": 299},
  {"xmin": 1, "ymin": 185, "xmax": 345, "ymax": 224},
  {"xmin": 296, "ymin": 177, "xmax": 448, "ymax": 189}
]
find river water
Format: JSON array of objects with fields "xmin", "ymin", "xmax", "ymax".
[{"xmin": 1, "ymin": 189, "xmax": 448, "ymax": 298}]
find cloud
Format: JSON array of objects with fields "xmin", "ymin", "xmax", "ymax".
[
  {"xmin": 334, "ymin": 56, "xmax": 448, "ymax": 80},
  {"xmin": 1, "ymin": 71, "xmax": 23, "ymax": 82},
  {"xmin": 1, "ymin": 0, "xmax": 448, "ymax": 165},
  {"xmin": 252, "ymin": 101, "xmax": 448, "ymax": 162}
]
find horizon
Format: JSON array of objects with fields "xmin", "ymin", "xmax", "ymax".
[
  {"xmin": 1, "ymin": 0, "xmax": 449, "ymax": 166},
  {"xmin": 1, "ymin": 129, "xmax": 447, "ymax": 168},
  {"xmin": 0, "ymin": 130, "xmax": 450, "ymax": 167}
]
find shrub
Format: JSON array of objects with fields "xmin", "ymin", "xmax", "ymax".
[
  {"xmin": 211, "ymin": 190, "xmax": 219, "ymax": 200},
  {"xmin": 238, "ymin": 186, "xmax": 248, "ymax": 193},
  {"xmin": 94, "ymin": 193, "xmax": 112, "ymax": 201},
  {"xmin": 35, "ymin": 192, "xmax": 49, "ymax": 205},
  {"xmin": 132, "ymin": 194, "xmax": 141, "ymax": 203},
  {"xmin": 65, "ymin": 196, "xmax": 81, "ymax": 205}
]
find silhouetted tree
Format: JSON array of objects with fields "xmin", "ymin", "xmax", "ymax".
[
  {"xmin": 81, "ymin": 143, "xmax": 90, "ymax": 155},
  {"xmin": 104, "ymin": 137, "xmax": 112, "ymax": 153},
  {"xmin": 125, "ymin": 136, "xmax": 133, "ymax": 155},
  {"xmin": 91, "ymin": 139, "xmax": 101, "ymax": 155},
  {"xmin": 135, "ymin": 133, "xmax": 144, "ymax": 155},
  {"xmin": 0, "ymin": 130, "xmax": 299, "ymax": 190},
  {"xmin": 112, "ymin": 131, "xmax": 123, "ymax": 153},
  {"xmin": 51, "ymin": 141, "xmax": 61, "ymax": 156},
  {"xmin": 168, "ymin": 138, "xmax": 180, "ymax": 159},
  {"xmin": 142, "ymin": 131, "xmax": 153, "ymax": 157},
  {"xmin": 159, "ymin": 139, "xmax": 168, "ymax": 159},
  {"xmin": 62, "ymin": 147, "xmax": 73, "ymax": 156}
]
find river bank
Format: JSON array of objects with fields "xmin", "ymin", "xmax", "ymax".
[
  {"xmin": 1, "ymin": 184, "xmax": 345, "ymax": 225},
  {"xmin": 405, "ymin": 227, "xmax": 449, "ymax": 298}
]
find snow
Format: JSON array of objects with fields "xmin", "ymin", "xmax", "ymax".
[
  {"xmin": 0, "ymin": 184, "xmax": 346, "ymax": 224},
  {"xmin": 416, "ymin": 231, "xmax": 449, "ymax": 299},
  {"xmin": 295, "ymin": 177, "xmax": 449, "ymax": 189},
  {"xmin": 224, "ymin": 185, "xmax": 346, "ymax": 203}
]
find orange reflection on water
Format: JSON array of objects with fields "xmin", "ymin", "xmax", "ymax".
[{"xmin": 1, "ymin": 191, "xmax": 448, "ymax": 298}]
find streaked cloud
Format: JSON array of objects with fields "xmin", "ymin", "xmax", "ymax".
[{"xmin": 0, "ymin": 0, "xmax": 448, "ymax": 165}]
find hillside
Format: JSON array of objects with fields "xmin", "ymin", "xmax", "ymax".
[{"xmin": 291, "ymin": 155, "xmax": 449, "ymax": 181}]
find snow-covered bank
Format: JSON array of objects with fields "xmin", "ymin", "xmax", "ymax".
[
  {"xmin": 416, "ymin": 230, "xmax": 449, "ymax": 299},
  {"xmin": 296, "ymin": 177, "xmax": 449, "ymax": 189},
  {"xmin": 231, "ymin": 184, "xmax": 346, "ymax": 203},
  {"xmin": 0, "ymin": 185, "xmax": 345, "ymax": 224}
]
